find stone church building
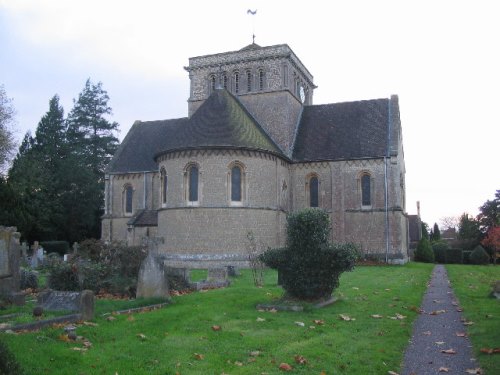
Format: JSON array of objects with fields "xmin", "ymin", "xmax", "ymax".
[{"xmin": 102, "ymin": 43, "xmax": 409, "ymax": 265}]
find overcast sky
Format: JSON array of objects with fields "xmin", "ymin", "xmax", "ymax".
[{"xmin": 1, "ymin": 0, "xmax": 498, "ymax": 228}]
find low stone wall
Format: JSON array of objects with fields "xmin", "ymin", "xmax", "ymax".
[{"xmin": 162, "ymin": 253, "xmax": 250, "ymax": 269}]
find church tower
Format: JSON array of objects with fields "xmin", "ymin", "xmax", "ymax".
[{"xmin": 184, "ymin": 44, "xmax": 316, "ymax": 156}]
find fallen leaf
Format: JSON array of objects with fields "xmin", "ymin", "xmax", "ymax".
[
  {"xmin": 480, "ymin": 348, "xmax": 500, "ymax": 354},
  {"xmin": 451, "ymin": 301, "xmax": 458, "ymax": 306},
  {"xmin": 389, "ymin": 313, "xmax": 406, "ymax": 320},
  {"xmin": 193, "ymin": 353, "xmax": 204, "ymax": 360},
  {"xmin": 279, "ymin": 363, "xmax": 293, "ymax": 371},
  {"xmin": 465, "ymin": 368, "xmax": 482, "ymax": 374},
  {"xmin": 249, "ymin": 350, "xmax": 261, "ymax": 357},
  {"xmin": 388, "ymin": 371, "xmax": 399, "ymax": 375},
  {"xmin": 72, "ymin": 347, "xmax": 87, "ymax": 352},
  {"xmin": 83, "ymin": 321, "xmax": 98, "ymax": 327},
  {"xmin": 269, "ymin": 308, "xmax": 278, "ymax": 313},
  {"xmin": 58, "ymin": 334, "xmax": 71, "ymax": 342},
  {"xmin": 463, "ymin": 321, "xmax": 474, "ymax": 326},
  {"xmin": 435, "ymin": 341, "xmax": 445, "ymax": 345},
  {"xmin": 313, "ymin": 319, "xmax": 325, "ymax": 325},
  {"xmin": 352, "ymin": 287, "xmax": 359, "ymax": 290},
  {"xmin": 456, "ymin": 332, "xmax": 467, "ymax": 337},
  {"xmin": 127, "ymin": 315, "xmax": 135, "ymax": 322},
  {"xmin": 371, "ymin": 314, "xmax": 384, "ymax": 319},
  {"xmin": 429, "ymin": 310, "xmax": 446, "ymax": 315},
  {"xmin": 438, "ymin": 367, "xmax": 449, "ymax": 372},
  {"xmin": 211, "ymin": 325, "xmax": 221, "ymax": 331},
  {"xmin": 137, "ymin": 333, "xmax": 146, "ymax": 340},
  {"xmin": 441, "ymin": 349, "xmax": 457, "ymax": 354},
  {"xmin": 433, "ymin": 299, "xmax": 441, "ymax": 303},
  {"xmin": 256, "ymin": 317, "xmax": 266, "ymax": 322},
  {"xmin": 234, "ymin": 361, "xmax": 243, "ymax": 366},
  {"xmin": 423, "ymin": 331, "xmax": 432, "ymax": 336},
  {"xmin": 82, "ymin": 340, "xmax": 92, "ymax": 348},
  {"xmin": 106, "ymin": 316, "xmax": 116, "ymax": 321},
  {"xmin": 339, "ymin": 314, "xmax": 355, "ymax": 321},
  {"xmin": 294, "ymin": 355, "xmax": 308, "ymax": 364},
  {"xmin": 295, "ymin": 321, "xmax": 305, "ymax": 327}
]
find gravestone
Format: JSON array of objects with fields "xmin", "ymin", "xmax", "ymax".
[
  {"xmin": 207, "ymin": 268, "xmax": 228, "ymax": 282},
  {"xmin": 37, "ymin": 290, "xmax": 94, "ymax": 320},
  {"xmin": 136, "ymin": 237, "xmax": 169, "ymax": 299},
  {"xmin": 0, "ymin": 227, "xmax": 24, "ymax": 305}
]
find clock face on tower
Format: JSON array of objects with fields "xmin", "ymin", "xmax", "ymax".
[{"xmin": 299, "ymin": 86, "xmax": 306, "ymax": 103}]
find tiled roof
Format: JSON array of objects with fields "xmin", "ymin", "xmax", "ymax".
[
  {"xmin": 292, "ymin": 98, "xmax": 390, "ymax": 161},
  {"xmin": 127, "ymin": 209, "xmax": 158, "ymax": 227},
  {"xmin": 155, "ymin": 89, "xmax": 283, "ymax": 157}
]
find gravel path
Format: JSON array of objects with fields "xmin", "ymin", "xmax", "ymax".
[{"xmin": 401, "ymin": 264, "xmax": 480, "ymax": 374}]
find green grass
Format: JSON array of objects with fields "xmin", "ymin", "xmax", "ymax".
[
  {"xmin": 1, "ymin": 263, "xmax": 433, "ymax": 374},
  {"xmin": 446, "ymin": 265, "xmax": 500, "ymax": 374}
]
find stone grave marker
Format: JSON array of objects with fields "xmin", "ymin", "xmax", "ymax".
[
  {"xmin": 136, "ymin": 237, "xmax": 169, "ymax": 298},
  {"xmin": 0, "ymin": 227, "xmax": 24, "ymax": 305},
  {"xmin": 37, "ymin": 290, "xmax": 94, "ymax": 320},
  {"xmin": 207, "ymin": 268, "xmax": 228, "ymax": 282}
]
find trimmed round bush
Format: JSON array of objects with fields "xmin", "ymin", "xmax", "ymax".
[
  {"xmin": 414, "ymin": 237, "xmax": 434, "ymax": 263},
  {"xmin": 259, "ymin": 208, "xmax": 358, "ymax": 300},
  {"xmin": 469, "ymin": 245, "xmax": 490, "ymax": 265},
  {"xmin": 432, "ymin": 240, "xmax": 449, "ymax": 263}
]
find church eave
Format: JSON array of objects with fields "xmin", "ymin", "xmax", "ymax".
[{"xmin": 154, "ymin": 145, "xmax": 290, "ymax": 163}]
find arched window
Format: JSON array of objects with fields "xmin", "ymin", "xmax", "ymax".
[
  {"xmin": 309, "ymin": 176, "xmax": 319, "ymax": 207},
  {"xmin": 209, "ymin": 75, "xmax": 216, "ymax": 94},
  {"xmin": 123, "ymin": 184, "xmax": 133, "ymax": 215},
  {"xmin": 258, "ymin": 69, "xmax": 265, "ymax": 91},
  {"xmin": 246, "ymin": 70, "xmax": 252, "ymax": 92},
  {"xmin": 361, "ymin": 173, "xmax": 371, "ymax": 206},
  {"xmin": 231, "ymin": 165, "xmax": 242, "ymax": 202},
  {"xmin": 160, "ymin": 168, "xmax": 168, "ymax": 206},
  {"xmin": 234, "ymin": 71, "xmax": 239, "ymax": 94},
  {"xmin": 223, "ymin": 74, "xmax": 228, "ymax": 89},
  {"xmin": 187, "ymin": 164, "xmax": 199, "ymax": 203}
]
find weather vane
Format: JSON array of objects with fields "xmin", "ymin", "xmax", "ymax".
[{"xmin": 247, "ymin": 9, "xmax": 257, "ymax": 44}]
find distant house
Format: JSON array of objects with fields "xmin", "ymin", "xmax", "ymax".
[{"xmin": 102, "ymin": 43, "xmax": 409, "ymax": 265}]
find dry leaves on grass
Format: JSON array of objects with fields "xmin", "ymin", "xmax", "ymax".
[
  {"xmin": 211, "ymin": 325, "xmax": 221, "ymax": 331},
  {"xmin": 456, "ymin": 332, "xmax": 467, "ymax": 337},
  {"xmin": 388, "ymin": 371, "xmax": 399, "ymax": 375},
  {"xmin": 371, "ymin": 314, "xmax": 384, "ymax": 319},
  {"xmin": 295, "ymin": 321, "xmax": 305, "ymax": 327},
  {"xmin": 423, "ymin": 331, "xmax": 432, "ymax": 336},
  {"xmin": 339, "ymin": 314, "xmax": 355, "ymax": 321},
  {"xmin": 294, "ymin": 355, "xmax": 308, "ymax": 364},
  {"xmin": 480, "ymin": 348, "xmax": 500, "ymax": 354},
  {"xmin": 462, "ymin": 320, "xmax": 474, "ymax": 326},
  {"xmin": 438, "ymin": 367, "xmax": 449, "ymax": 372},
  {"xmin": 256, "ymin": 317, "xmax": 266, "ymax": 322},
  {"xmin": 313, "ymin": 319, "xmax": 324, "ymax": 325},
  {"xmin": 279, "ymin": 363, "xmax": 293, "ymax": 371},
  {"xmin": 106, "ymin": 316, "xmax": 116, "ymax": 322},
  {"xmin": 137, "ymin": 333, "xmax": 147, "ymax": 340},
  {"xmin": 388, "ymin": 313, "xmax": 406, "ymax": 320},
  {"xmin": 193, "ymin": 353, "xmax": 204, "ymax": 360}
]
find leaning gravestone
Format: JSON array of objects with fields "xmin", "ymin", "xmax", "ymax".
[
  {"xmin": 0, "ymin": 226, "xmax": 24, "ymax": 305},
  {"xmin": 136, "ymin": 237, "xmax": 169, "ymax": 299}
]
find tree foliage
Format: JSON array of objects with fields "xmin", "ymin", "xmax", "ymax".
[
  {"xmin": 0, "ymin": 84, "xmax": 16, "ymax": 174},
  {"xmin": 414, "ymin": 236, "xmax": 434, "ymax": 263},
  {"xmin": 4, "ymin": 80, "xmax": 119, "ymax": 243},
  {"xmin": 430, "ymin": 222, "xmax": 441, "ymax": 242},
  {"xmin": 477, "ymin": 190, "xmax": 500, "ymax": 235},
  {"xmin": 259, "ymin": 208, "xmax": 358, "ymax": 300},
  {"xmin": 458, "ymin": 213, "xmax": 481, "ymax": 241}
]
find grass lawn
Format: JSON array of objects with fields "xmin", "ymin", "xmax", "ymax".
[
  {"xmin": 446, "ymin": 265, "xmax": 500, "ymax": 374},
  {"xmin": 1, "ymin": 263, "xmax": 433, "ymax": 374}
]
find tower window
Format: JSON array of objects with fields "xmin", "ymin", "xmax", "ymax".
[
  {"xmin": 160, "ymin": 168, "xmax": 168, "ymax": 205},
  {"xmin": 258, "ymin": 69, "xmax": 265, "ymax": 91},
  {"xmin": 234, "ymin": 72, "xmax": 239, "ymax": 94},
  {"xmin": 246, "ymin": 70, "xmax": 252, "ymax": 92}
]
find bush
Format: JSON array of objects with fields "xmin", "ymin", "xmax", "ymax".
[
  {"xmin": 39, "ymin": 241, "xmax": 69, "ymax": 256},
  {"xmin": 445, "ymin": 248, "xmax": 463, "ymax": 264},
  {"xmin": 414, "ymin": 237, "xmax": 434, "ymax": 263},
  {"xmin": 0, "ymin": 339, "xmax": 25, "ymax": 375},
  {"xmin": 47, "ymin": 259, "xmax": 79, "ymax": 291},
  {"xmin": 469, "ymin": 245, "xmax": 490, "ymax": 265},
  {"xmin": 259, "ymin": 208, "xmax": 358, "ymax": 300},
  {"xmin": 432, "ymin": 240, "xmax": 449, "ymax": 263},
  {"xmin": 462, "ymin": 251, "xmax": 472, "ymax": 264},
  {"xmin": 19, "ymin": 268, "xmax": 38, "ymax": 290},
  {"xmin": 77, "ymin": 239, "xmax": 104, "ymax": 262}
]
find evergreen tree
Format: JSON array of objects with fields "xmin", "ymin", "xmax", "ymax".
[
  {"xmin": 66, "ymin": 79, "xmax": 119, "ymax": 239},
  {"xmin": 477, "ymin": 190, "xmax": 500, "ymax": 234},
  {"xmin": 430, "ymin": 222, "xmax": 441, "ymax": 242},
  {"xmin": 458, "ymin": 213, "xmax": 481, "ymax": 241},
  {"xmin": 0, "ymin": 84, "xmax": 16, "ymax": 174}
]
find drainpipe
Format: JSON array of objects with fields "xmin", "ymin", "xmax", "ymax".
[{"xmin": 384, "ymin": 98, "xmax": 392, "ymax": 263}]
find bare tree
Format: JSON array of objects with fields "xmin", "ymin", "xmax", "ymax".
[{"xmin": 440, "ymin": 216, "xmax": 459, "ymax": 230}]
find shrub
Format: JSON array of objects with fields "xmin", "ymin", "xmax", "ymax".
[
  {"xmin": 19, "ymin": 268, "xmax": 38, "ymax": 290},
  {"xmin": 77, "ymin": 238, "xmax": 104, "ymax": 262},
  {"xmin": 47, "ymin": 259, "xmax": 79, "ymax": 291},
  {"xmin": 0, "ymin": 339, "xmax": 25, "ymax": 375},
  {"xmin": 39, "ymin": 241, "xmax": 69, "ymax": 256},
  {"xmin": 414, "ymin": 237, "xmax": 434, "ymax": 263},
  {"xmin": 469, "ymin": 245, "xmax": 490, "ymax": 265},
  {"xmin": 432, "ymin": 240, "xmax": 449, "ymax": 263},
  {"xmin": 445, "ymin": 248, "xmax": 463, "ymax": 264},
  {"xmin": 462, "ymin": 251, "xmax": 472, "ymax": 264},
  {"xmin": 259, "ymin": 208, "xmax": 358, "ymax": 300}
]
